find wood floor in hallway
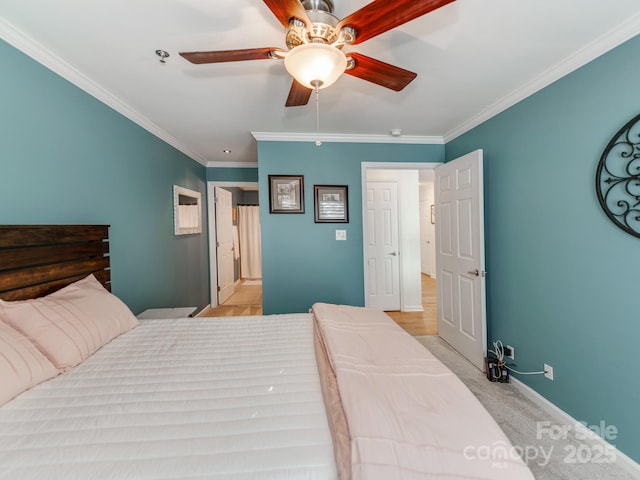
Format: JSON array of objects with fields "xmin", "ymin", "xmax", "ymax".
[
  {"xmin": 385, "ymin": 274, "xmax": 437, "ymax": 336},
  {"xmin": 199, "ymin": 275, "xmax": 438, "ymax": 337},
  {"xmin": 199, "ymin": 281, "xmax": 263, "ymax": 317}
]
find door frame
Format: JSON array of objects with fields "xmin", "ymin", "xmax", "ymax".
[
  {"xmin": 207, "ymin": 181, "xmax": 258, "ymax": 307},
  {"xmin": 361, "ymin": 162, "xmax": 441, "ymax": 311}
]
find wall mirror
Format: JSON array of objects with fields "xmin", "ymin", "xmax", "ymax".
[{"xmin": 173, "ymin": 185, "xmax": 202, "ymax": 235}]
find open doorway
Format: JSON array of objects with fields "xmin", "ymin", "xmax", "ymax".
[
  {"xmin": 361, "ymin": 163, "xmax": 440, "ymax": 336},
  {"xmin": 206, "ymin": 181, "xmax": 261, "ymax": 311}
]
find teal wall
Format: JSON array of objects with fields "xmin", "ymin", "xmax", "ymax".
[
  {"xmin": 257, "ymin": 141, "xmax": 444, "ymax": 314},
  {"xmin": 446, "ymin": 35, "xmax": 640, "ymax": 462},
  {"xmin": 0, "ymin": 40, "xmax": 209, "ymax": 315}
]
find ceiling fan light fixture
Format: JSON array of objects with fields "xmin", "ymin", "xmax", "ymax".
[{"xmin": 284, "ymin": 43, "xmax": 347, "ymax": 90}]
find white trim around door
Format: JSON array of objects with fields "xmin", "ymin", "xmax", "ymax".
[
  {"xmin": 206, "ymin": 181, "xmax": 259, "ymax": 307},
  {"xmin": 361, "ymin": 162, "xmax": 442, "ymax": 312}
]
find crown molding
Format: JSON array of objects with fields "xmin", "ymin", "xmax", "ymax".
[
  {"xmin": 5, "ymin": 11, "xmax": 637, "ymax": 161},
  {"xmin": 252, "ymin": 132, "xmax": 444, "ymax": 144},
  {"xmin": 0, "ymin": 18, "xmax": 209, "ymax": 167},
  {"xmin": 444, "ymin": 13, "xmax": 640, "ymax": 143},
  {"xmin": 206, "ymin": 161, "xmax": 259, "ymax": 168}
]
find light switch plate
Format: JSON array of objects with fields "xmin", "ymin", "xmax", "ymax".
[{"xmin": 335, "ymin": 229, "xmax": 347, "ymax": 241}]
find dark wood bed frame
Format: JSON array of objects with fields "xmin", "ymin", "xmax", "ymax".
[{"xmin": 0, "ymin": 225, "xmax": 111, "ymax": 301}]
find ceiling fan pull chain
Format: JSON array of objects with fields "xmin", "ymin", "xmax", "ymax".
[{"xmin": 314, "ymin": 83, "xmax": 322, "ymax": 146}]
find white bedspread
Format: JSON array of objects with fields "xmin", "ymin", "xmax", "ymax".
[{"xmin": 0, "ymin": 315, "xmax": 337, "ymax": 480}]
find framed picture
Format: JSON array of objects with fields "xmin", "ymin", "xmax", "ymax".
[
  {"xmin": 314, "ymin": 185, "xmax": 349, "ymax": 223},
  {"xmin": 430, "ymin": 204, "xmax": 435, "ymax": 224},
  {"xmin": 269, "ymin": 175, "xmax": 304, "ymax": 213}
]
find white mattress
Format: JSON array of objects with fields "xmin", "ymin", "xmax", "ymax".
[{"xmin": 0, "ymin": 314, "xmax": 338, "ymax": 480}]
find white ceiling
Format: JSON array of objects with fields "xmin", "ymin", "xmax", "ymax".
[{"xmin": 1, "ymin": 1, "xmax": 639, "ymax": 166}]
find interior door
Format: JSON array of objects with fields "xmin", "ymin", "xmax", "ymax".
[
  {"xmin": 435, "ymin": 150, "xmax": 487, "ymax": 370},
  {"xmin": 215, "ymin": 187, "xmax": 235, "ymax": 304},
  {"xmin": 420, "ymin": 201, "xmax": 436, "ymax": 276},
  {"xmin": 365, "ymin": 181, "xmax": 400, "ymax": 310}
]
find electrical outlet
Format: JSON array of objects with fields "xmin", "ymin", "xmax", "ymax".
[
  {"xmin": 505, "ymin": 345, "xmax": 515, "ymax": 360},
  {"xmin": 544, "ymin": 364, "xmax": 554, "ymax": 380}
]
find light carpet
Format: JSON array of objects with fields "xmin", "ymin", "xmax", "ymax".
[{"xmin": 414, "ymin": 336, "xmax": 637, "ymax": 480}]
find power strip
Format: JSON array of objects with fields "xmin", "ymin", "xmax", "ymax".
[{"xmin": 485, "ymin": 357, "xmax": 509, "ymax": 383}]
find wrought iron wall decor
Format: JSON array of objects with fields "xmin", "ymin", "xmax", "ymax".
[{"xmin": 595, "ymin": 113, "xmax": 640, "ymax": 238}]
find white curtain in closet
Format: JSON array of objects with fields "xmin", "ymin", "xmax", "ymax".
[{"xmin": 238, "ymin": 206, "xmax": 262, "ymax": 279}]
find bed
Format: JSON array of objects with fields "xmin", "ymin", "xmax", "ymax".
[{"xmin": 0, "ymin": 225, "xmax": 534, "ymax": 480}]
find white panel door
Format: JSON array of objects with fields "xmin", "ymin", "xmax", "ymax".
[
  {"xmin": 365, "ymin": 181, "xmax": 400, "ymax": 310},
  {"xmin": 420, "ymin": 200, "xmax": 436, "ymax": 276},
  {"xmin": 215, "ymin": 187, "xmax": 235, "ymax": 304},
  {"xmin": 435, "ymin": 150, "xmax": 487, "ymax": 370}
]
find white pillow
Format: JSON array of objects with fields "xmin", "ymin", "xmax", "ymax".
[
  {"xmin": 0, "ymin": 321, "xmax": 59, "ymax": 406},
  {"xmin": 0, "ymin": 274, "xmax": 139, "ymax": 371}
]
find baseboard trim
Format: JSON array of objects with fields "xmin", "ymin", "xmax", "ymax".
[
  {"xmin": 510, "ymin": 377, "xmax": 640, "ymax": 479},
  {"xmin": 194, "ymin": 305, "xmax": 211, "ymax": 317},
  {"xmin": 402, "ymin": 305, "xmax": 424, "ymax": 313}
]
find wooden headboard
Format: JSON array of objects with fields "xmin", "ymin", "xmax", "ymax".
[{"xmin": 0, "ymin": 225, "xmax": 110, "ymax": 301}]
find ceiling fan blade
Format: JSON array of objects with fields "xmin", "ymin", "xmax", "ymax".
[
  {"xmin": 263, "ymin": 0, "xmax": 312, "ymax": 30},
  {"xmin": 285, "ymin": 80, "xmax": 313, "ymax": 107},
  {"xmin": 179, "ymin": 48, "xmax": 285, "ymax": 64},
  {"xmin": 345, "ymin": 53, "xmax": 417, "ymax": 91},
  {"xmin": 337, "ymin": 0, "xmax": 455, "ymax": 45}
]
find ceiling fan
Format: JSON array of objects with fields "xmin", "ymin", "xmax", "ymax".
[{"xmin": 179, "ymin": 0, "xmax": 455, "ymax": 107}]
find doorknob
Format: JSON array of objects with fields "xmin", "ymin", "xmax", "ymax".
[
  {"xmin": 467, "ymin": 269, "xmax": 487, "ymax": 277},
  {"xmin": 389, "ymin": 251, "xmax": 398, "ymax": 256}
]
